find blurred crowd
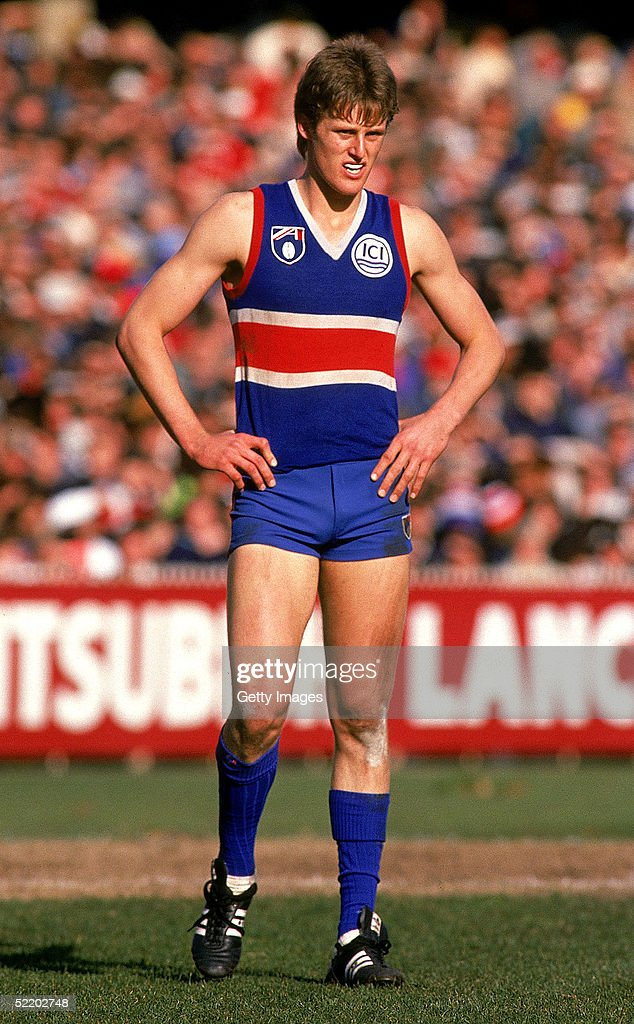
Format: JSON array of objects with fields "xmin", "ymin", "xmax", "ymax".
[{"xmin": 0, "ymin": 0, "xmax": 632, "ymax": 580}]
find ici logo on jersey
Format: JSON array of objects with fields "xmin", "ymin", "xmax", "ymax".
[{"xmin": 351, "ymin": 233, "xmax": 393, "ymax": 278}]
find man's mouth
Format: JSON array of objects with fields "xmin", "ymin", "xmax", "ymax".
[{"xmin": 343, "ymin": 163, "xmax": 364, "ymax": 174}]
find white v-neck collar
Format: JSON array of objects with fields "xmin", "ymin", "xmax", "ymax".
[{"xmin": 288, "ymin": 179, "xmax": 367, "ymax": 261}]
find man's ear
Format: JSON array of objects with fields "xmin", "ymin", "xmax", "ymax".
[{"xmin": 296, "ymin": 119, "xmax": 311, "ymax": 143}]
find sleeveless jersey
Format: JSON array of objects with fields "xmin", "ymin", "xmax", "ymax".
[{"xmin": 223, "ymin": 180, "xmax": 411, "ymax": 469}]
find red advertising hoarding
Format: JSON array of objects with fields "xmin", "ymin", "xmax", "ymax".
[{"xmin": 0, "ymin": 573, "xmax": 632, "ymax": 757}]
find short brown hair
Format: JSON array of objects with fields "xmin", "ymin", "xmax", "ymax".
[{"xmin": 294, "ymin": 34, "xmax": 399, "ymax": 158}]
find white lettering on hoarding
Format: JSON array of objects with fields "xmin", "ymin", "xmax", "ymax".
[
  {"xmin": 0, "ymin": 600, "xmax": 227, "ymax": 734},
  {"xmin": 0, "ymin": 597, "xmax": 631, "ymax": 735},
  {"xmin": 13, "ymin": 602, "xmax": 59, "ymax": 730},
  {"xmin": 161, "ymin": 603, "xmax": 220, "ymax": 728},
  {"xmin": 527, "ymin": 604, "xmax": 593, "ymax": 722},
  {"xmin": 56, "ymin": 603, "xmax": 108, "ymax": 732},
  {"xmin": 594, "ymin": 604, "xmax": 634, "ymax": 723},
  {"xmin": 405, "ymin": 600, "xmax": 633, "ymax": 724},
  {"xmin": 108, "ymin": 601, "xmax": 157, "ymax": 730}
]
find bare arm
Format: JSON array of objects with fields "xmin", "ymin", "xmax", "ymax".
[
  {"xmin": 116, "ymin": 190, "xmax": 276, "ymax": 491},
  {"xmin": 372, "ymin": 204, "xmax": 505, "ymax": 501}
]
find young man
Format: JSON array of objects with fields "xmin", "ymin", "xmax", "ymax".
[{"xmin": 116, "ymin": 35, "xmax": 505, "ymax": 986}]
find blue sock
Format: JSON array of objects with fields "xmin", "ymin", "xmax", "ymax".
[
  {"xmin": 329, "ymin": 789, "xmax": 390, "ymax": 939},
  {"xmin": 216, "ymin": 731, "xmax": 279, "ymax": 876}
]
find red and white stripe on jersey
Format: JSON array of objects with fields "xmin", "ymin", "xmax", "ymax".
[{"xmin": 230, "ymin": 307, "xmax": 399, "ymax": 388}]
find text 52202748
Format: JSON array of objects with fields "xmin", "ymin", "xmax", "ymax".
[{"xmin": 0, "ymin": 996, "xmax": 76, "ymax": 1011}]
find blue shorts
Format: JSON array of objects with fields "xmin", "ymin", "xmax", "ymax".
[{"xmin": 229, "ymin": 459, "xmax": 412, "ymax": 561}]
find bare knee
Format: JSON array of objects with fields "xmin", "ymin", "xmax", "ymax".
[
  {"xmin": 331, "ymin": 717, "xmax": 389, "ymax": 768},
  {"xmin": 222, "ymin": 717, "xmax": 284, "ymax": 762}
]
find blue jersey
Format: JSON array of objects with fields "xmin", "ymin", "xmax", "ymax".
[{"xmin": 223, "ymin": 180, "xmax": 411, "ymax": 469}]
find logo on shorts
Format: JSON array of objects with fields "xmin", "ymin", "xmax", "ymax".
[
  {"xmin": 271, "ymin": 226, "xmax": 306, "ymax": 264},
  {"xmin": 351, "ymin": 234, "xmax": 393, "ymax": 278},
  {"xmin": 402, "ymin": 514, "xmax": 412, "ymax": 540}
]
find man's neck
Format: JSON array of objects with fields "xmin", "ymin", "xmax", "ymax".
[{"xmin": 294, "ymin": 175, "xmax": 363, "ymax": 242}]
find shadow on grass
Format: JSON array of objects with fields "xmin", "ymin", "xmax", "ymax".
[
  {"xmin": 0, "ymin": 943, "xmax": 326, "ymax": 986},
  {"xmin": 0, "ymin": 942, "xmax": 192, "ymax": 983}
]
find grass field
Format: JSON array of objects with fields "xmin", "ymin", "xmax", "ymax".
[
  {"xmin": 1, "ymin": 757, "xmax": 633, "ymax": 839},
  {"xmin": 1, "ymin": 894, "xmax": 632, "ymax": 1023},
  {"xmin": 1, "ymin": 758, "xmax": 633, "ymax": 1023}
]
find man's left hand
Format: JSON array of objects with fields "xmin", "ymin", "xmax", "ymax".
[{"xmin": 371, "ymin": 413, "xmax": 451, "ymax": 501}]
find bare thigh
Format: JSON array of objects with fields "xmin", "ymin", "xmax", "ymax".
[
  {"xmin": 318, "ymin": 554, "xmax": 410, "ymax": 648},
  {"xmin": 318, "ymin": 555, "xmax": 410, "ymax": 790},
  {"xmin": 224, "ymin": 544, "xmax": 320, "ymax": 759}
]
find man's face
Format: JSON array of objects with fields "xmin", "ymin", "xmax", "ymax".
[{"xmin": 299, "ymin": 107, "xmax": 388, "ymax": 197}]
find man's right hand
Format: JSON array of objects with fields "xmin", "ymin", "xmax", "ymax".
[{"xmin": 188, "ymin": 431, "xmax": 277, "ymax": 491}]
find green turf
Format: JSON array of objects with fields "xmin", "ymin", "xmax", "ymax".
[
  {"xmin": 0, "ymin": 758, "xmax": 633, "ymax": 839},
  {"xmin": 0, "ymin": 895, "xmax": 632, "ymax": 1023}
]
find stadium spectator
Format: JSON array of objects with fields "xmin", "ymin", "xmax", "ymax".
[{"xmin": 0, "ymin": 2, "xmax": 631, "ymax": 578}]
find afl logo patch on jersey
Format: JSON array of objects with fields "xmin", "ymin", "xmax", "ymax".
[
  {"xmin": 351, "ymin": 233, "xmax": 393, "ymax": 278},
  {"xmin": 271, "ymin": 226, "xmax": 306, "ymax": 264}
]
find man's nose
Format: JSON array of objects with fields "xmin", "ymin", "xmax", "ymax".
[{"xmin": 350, "ymin": 133, "xmax": 367, "ymax": 158}]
